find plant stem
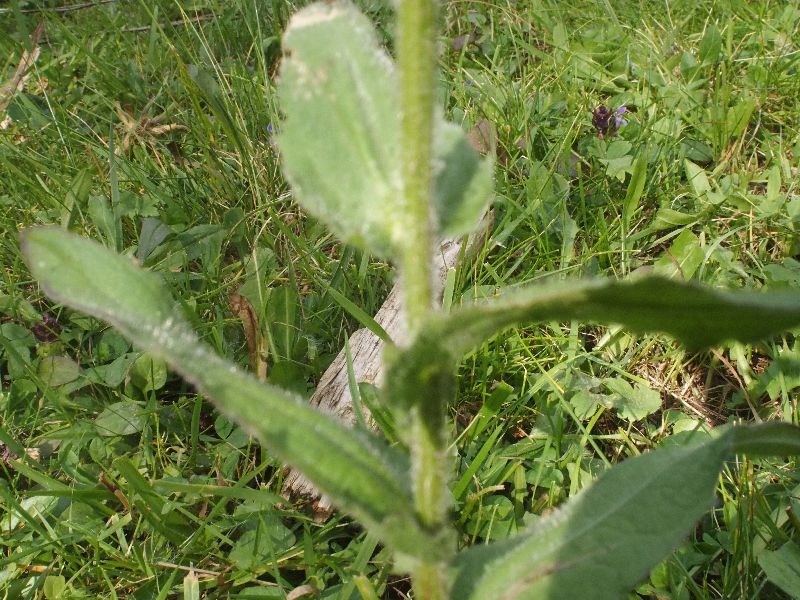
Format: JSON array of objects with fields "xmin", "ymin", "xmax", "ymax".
[
  {"xmin": 412, "ymin": 560, "xmax": 450, "ymax": 600},
  {"xmin": 397, "ymin": 1, "xmax": 453, "ymax": 598},
  {"xmin": 398, "ymin": 0, "xmax": 437, "ymax": 335}
]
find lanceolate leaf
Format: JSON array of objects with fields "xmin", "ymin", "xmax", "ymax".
[
  {"xmin": 416, "ymin": 276, "xmax": 800, "ymax": 367},
  {"xmin": 730, "ymin": 421, "xmax": 800, "ymax": 456},
  {"xmin": 387, "ymin": 276, "xmax": 800, "ymax": 410},
  {"xmin": 21, "ymin": 227, "xmax": 431, "ymax": 558},
  {"xmin": 386, "ymin": 276, "xmax": 800, "ymax": 422},
  {"xmin": 277, "ymin": 1, "xmax": 491, "ymax": 258},
  {"xmin": 451, "ymin": 431, "xmax": 734, "ymax": 599},
  {"xmin": 622, "ymin": 150, "xmax": 647, "ymax": 230}
]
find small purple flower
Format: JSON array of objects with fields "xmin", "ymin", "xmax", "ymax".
[
  {"xmin": 31, "ymin": 312, "xmax": 61, "ymax": 343},
  {"xmin": 592, "ymin": 105, "xmax": 613, "ymax": 136},
  {"xmin": 614, "ymin": 106, "xmax": 628, "ymax": 128},
  {"xmin": 267, "ymin": 123, "xmax": 278, "ymax": 148},
  {"xmin": 592, "ymin": 105, "xmax": 628, "ymax": 138}
]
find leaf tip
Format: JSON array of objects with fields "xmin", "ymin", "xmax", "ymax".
[{"xmin": 286, "ymin": 1, "xmax": 349, "ymax": 31}]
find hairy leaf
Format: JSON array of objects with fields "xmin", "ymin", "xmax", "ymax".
[
  {"xmin": 451, "ymin": 432, "xmax": 733, "ymax": 599},
  {"xmin": 417, "ymin": 276, "xmax": 800, "ymax": 366},
  {"xmin": 387, "ymin": 276, "xmax": 800, "ymax": 411},
  {"xmin": 730, "ymin": 421, "xmax": 800, "ymax": 456},
  {"xmin": 277, "ymin": 1, "xmax": 491, "ymax": 258},
  {"xmin": 21, "ymin": 227, "xmax": 432, "ymax": 557}
]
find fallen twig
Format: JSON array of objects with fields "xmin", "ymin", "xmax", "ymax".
[
  {"xmin": 281, "ymin": 215, "xmax": 492, "ymax": 513},
  {"xmin": 281, "ymin": 120, "xmax": 497, "ymax": 514},
  {"xmin": 0, "ymin": 21, "xmax": 44, "ymax": 129}
]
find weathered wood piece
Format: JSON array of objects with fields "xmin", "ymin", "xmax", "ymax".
[
  {"xmin": 281, "ymin": 226, "xmax": 489, "ymax": 510},
  {"xmin": 282, "ymin": 119, "xmax": 496, "ymax": 510}
]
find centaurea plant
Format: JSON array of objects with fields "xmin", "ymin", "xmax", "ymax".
[{"xmin": 20, "ymin": 1, "xmax": 800, "ymax": 598}]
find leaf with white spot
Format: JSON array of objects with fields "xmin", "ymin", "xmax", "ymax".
[{"xmin": 277, "ymin": 1, "xmax": 491, "ymax": 258}]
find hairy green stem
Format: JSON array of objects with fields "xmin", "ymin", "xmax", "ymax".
[
  {"xmin": 412, "ymin": 560, "xmax": 450, "ymax": 600},
  {"xmin": 410, "ymin": 400, "xmax": 449, "ymax": 527},
  {"xmin": 397, "ymin": 0, "xmax": 452, "ymax": 598},
  {"xmin": 398, "ymin": 0, "xmax": 437, "ymax": 334}
]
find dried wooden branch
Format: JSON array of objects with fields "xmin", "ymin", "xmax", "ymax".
[
  {"xmin": 0, "ymin": 21, "xmax": 44, "ymax": 128},
  {"xmin": 282, "ymin": 218, "xmax": 492, "ymax": 512},
  {"xmin": 281, "ymin": 118, "xmax": 497, "ymax": 513}
]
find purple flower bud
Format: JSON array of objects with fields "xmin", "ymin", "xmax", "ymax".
[
  {"xmin": 267, "ymin": 123, "xmax": 279, "ymax": 149},
  {"xmin": 592, "ymin": 105, "xmax": 628, "ymax": 137},
  {"xmin": 592, "ymin": 105, "xmax": 614, "ymax": 137},
  {"xmin": 31, "ymin": 313, "xmax": 61, "ymax": 343}
]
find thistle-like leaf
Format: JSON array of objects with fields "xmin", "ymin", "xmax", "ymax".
[
  {"xmin": 451, "ymin": 422, "xmax": 800, "ymax": 599},
  {"xmin": 414, "ymin": 276, "xmax": 800, "ymax": 367}
]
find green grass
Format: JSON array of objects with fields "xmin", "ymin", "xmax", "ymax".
[{"xmin": 1, "ymin": 0, "xmax": 800, "ymax": 598}]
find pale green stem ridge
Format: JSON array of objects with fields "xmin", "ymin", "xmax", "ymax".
[
  {"xmin": 410, "ymin": 402, "xmax": 449, "ymax": 527},
  {"xmin": 412, "ymin": 560, "xmax": 450, "ymax": 600},
  {"xmin": 397, "ymin": 1, "xmax": 453, "ymax": 598},
  {"xmin": 398, "ymin": 0, "xmax": 437, "ymax": 335}
]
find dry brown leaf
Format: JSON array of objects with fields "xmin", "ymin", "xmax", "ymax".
[
  {"xmin": 467, "ymin": 117, "xmax": 496, "ymax": 156},
  {"xmin": 286, "ymin": 585, "xmax": 318, "ymax": 600},
  {"xmin": 114, "ymin": 101, "xmax": 188, "ymax": 154},
  {"xmin": 230, "ymin": 292, "xmax": 268, "ymax": 381},
  {"xmin": 0, "ymin": 444, "xmax": 40, "ymax": 467}
]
